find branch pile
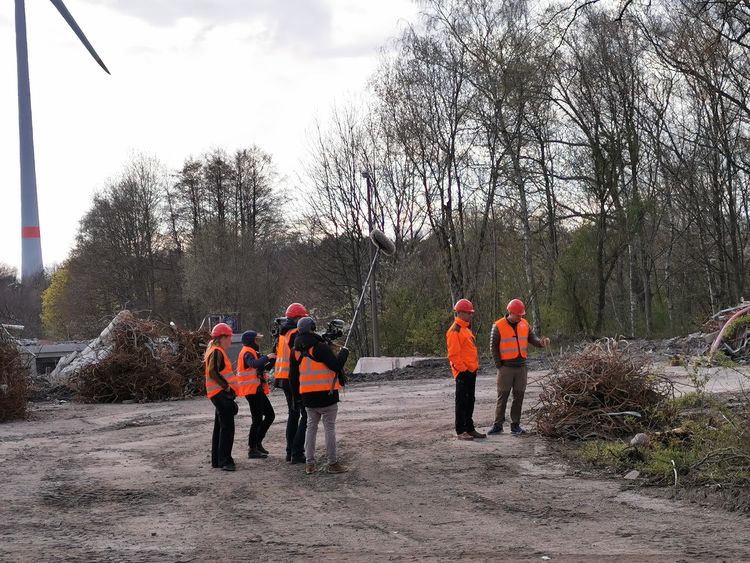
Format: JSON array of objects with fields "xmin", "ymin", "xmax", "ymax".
[
  {"xmin": 531, "ymin": 339, "xmax": 672, "ymax": 440},
  {"xmin": 0, "ymin": 331, "xmax": 30, "ymax": 422},
  {"xmin": 71, "ymin": 313, "xmax": 209, "ymax": 403}
]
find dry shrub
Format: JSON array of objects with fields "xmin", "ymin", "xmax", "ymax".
[
  {"xmin": 531, "ymin": 339, "xmax": 673, "ymax": 439},
  {"xmin": 0, "ymin": 332, "xmax": 30, "ymax": 422},
  {"xmin": 72, "ymin": 314, "xmax": 209, "ymax": 403}
]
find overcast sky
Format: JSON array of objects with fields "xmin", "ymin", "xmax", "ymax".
[{"xmin": 0, "ymin": 0, "xmax": 418, "ymax": 272}]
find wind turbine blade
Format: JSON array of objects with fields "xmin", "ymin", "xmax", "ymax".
[{"xmin": 49, "ymin": 0, "xmax": 110, "ymax": 74}]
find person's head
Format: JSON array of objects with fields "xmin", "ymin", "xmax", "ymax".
[
  {"xmin": 506, "ymin": 299, "xmax": 526, "ymax": 323},
  {"xmin": 241, "ymin": 330, "xmax": 263, "ymax": 347},
  {"xmin": 453, "ymin": 298, "xmax": 475, "ymax": 323},
  {"xmin": 285, "ymin": 302, "xmax": 309, "ymax": 323},
  {"xmin": 208, "ymin": 322, "xmax": 233, "ymax": 355},
  {"xmin": 297, "ymin": 316, "xmax": 317, "ymax": 334}
]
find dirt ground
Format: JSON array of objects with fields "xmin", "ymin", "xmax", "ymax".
[{"xmin": 1, "ymin": 366, "xmax": 749, "ymax": 562}]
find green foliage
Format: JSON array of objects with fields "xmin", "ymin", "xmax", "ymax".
[
  {"xmin": 380, "ymin": 287, "xmax": 449, "ymax": 356},
  {"xmin": 41, "ymin": 265, "xmax": 71, "ymax": 340}
]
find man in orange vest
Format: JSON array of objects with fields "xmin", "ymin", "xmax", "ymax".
[
  {"xmin": 488, "ymin": 299, "xmax": 550, "ymax": 435},
  {"xmin": 275, "ymin": 303, "xmax": 309, "ymax": 463},
  {"xmin": 446, "ymin": 299, "xmax": 485, "ymax": 441},
  {"xmin": 236, "ymin": 331, "xmax": 276, "ymax": 459},
  {"xmin": 289, "ymin": 316, "xmax": 350, "ymax": 475}
]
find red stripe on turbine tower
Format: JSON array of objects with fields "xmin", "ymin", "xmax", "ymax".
[{"xmin": 22, "ymin": 226, "xmax": 41, "ymax": 238}]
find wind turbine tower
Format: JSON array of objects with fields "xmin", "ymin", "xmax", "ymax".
[{"xmin": 15, "ymin": 0, "xmax": 109, "ymax": 280}]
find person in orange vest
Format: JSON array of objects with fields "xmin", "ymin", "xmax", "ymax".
[
  {"xmin": 236, "ymin": 331, "xmax": 276, "ymax": 459},
  {"xmin": 274, "ymin": 303, "xmax": 309, "ymax": 463},
  {"xmin": 446, "ymin": 299, "xmax": 485, "ymax": 441},
  {"xmin": 204, "ymin": 322, "xmax": 238, "ymax": 471},
  {"xmin": 289, "ymin": 316, "xmax": 350, "ymax": 475},
  {"xmin": 487, "ymin": 299, "xmax": 550, "ymax": 436}
]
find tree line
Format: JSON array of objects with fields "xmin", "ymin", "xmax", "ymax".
[{"xmin": 2, "ymin": 0, "xmax": 749, "ymax": 356}]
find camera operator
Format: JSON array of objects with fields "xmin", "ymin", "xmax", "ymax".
[
  {"xmin": 274, "ymin": 303, "xmax": 309, "ymax": 464},
  {"xmin": 289, "ymin": 317, "xmax": 350, "ymax": 475}
]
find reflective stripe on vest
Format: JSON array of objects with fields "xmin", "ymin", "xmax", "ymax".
[
  {"xmin": 495, "ymin": 318, "xmax": 529, "ymax": 360},
  {"xmin": 235, "ymin": 346, "xmax": 261, "ymax": 397},
  {"xmin": 295, "ymin": 347, "xmax": 341, "ymax": 393},
  {"xmin": 274, "ymin": 329, "xmax": 297, "ymax": 380},
  {"xmin": 204, "ymin": 346, "xmax": 234, "ymax": 399}
]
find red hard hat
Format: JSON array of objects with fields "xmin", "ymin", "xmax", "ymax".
[
  {"xmin": 507, "ymin": 299, "xmax": 526, "ymax": 316},
  {"xmin": 454, "ymin": 299, "xmax": 475, "ymax": 313},
  {"xmin": 211, "ymin": 322, "xmax": 233, "ymax": 338},
  {"xmin": 285, "ymin": 302, "xmax": 308, "ymax": 318}
]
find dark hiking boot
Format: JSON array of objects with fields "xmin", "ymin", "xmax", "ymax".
[
  {"xmin": 457, "ymin": 432, "xmax": 474, "ymax": 440},
  {"xmin": 510, "ymin": 423, "xmax": 525, "ymax": 435},
  {"xmin": 257, "ymin": 444, "xmax": 269, "ymax": 455},
  {"xmin": 221, "ymin": 462, "xmax": 237, "ymax": 471},
  {"xmin": 248, "ymin": 448, "xmax": 267, "ymax": 459},
  {"xmin": 469, "ymin": 430, "xmax": 487, "ymax": 439},
  {"xmin": 487, "ymin": 424, "xmax": 503, "ymax": 435},
  {"xmin": 290, "ymin": 455, "xmax": 306, "ymax": 464}
]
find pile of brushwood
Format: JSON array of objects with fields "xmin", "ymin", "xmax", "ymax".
[
  {"xmin": 72, "ymin": 314, "xmax": 209, "ymax": 403},
  {"xmin": 531, "ymin": 339, "xmax": 673, "ymax": 440},
  {"xmin": 0, "ymin": 330, "xmax": 30, "ymax": 422},
  {"xmin": 707, "ymin": 303, "xmax": 750, "ymax": 363}
]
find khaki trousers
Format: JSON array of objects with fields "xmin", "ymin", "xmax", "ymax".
[{"xmin": 494, "ymin": 365, "xmax": 528, "ymax": 425}]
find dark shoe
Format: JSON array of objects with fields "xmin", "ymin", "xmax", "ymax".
[
  {"xmin": 510, "ymin": 423, "xmax": 525, "ymax": 435},
  {"xmin": 257, "ymin": 444, "xmax": 269, "ymax": 455},
  {"xmin": 290, "ymin": 455, "xmax": 306, "ymax": 464},
  {"xmin": 457, "ymin": 432, "xmax": 474, "ymax": 441},
  {"xmin": 327, "ymin": 462, "xmax": 349, "ymax": 474},
  {"xmin": 286, "ymin": 453, "xmax": 292, "ymax": 462},
  {"xmin": 469, "ymin": 430, "xmax": 487, "ymax": 439},
  {"xmin": 248, "ymin": 448, "xmax": 267, "ymax": 459},
  {"xmin": 487, "ymin": 424, "xmax": 503, "ymax": 435},
  {"xmin": 211, "ymin": 464, "xmax": 219, "ymax": 469},
  {"xmin": 305, "ymin": 463, "xmax": 316, "ymax": 475},
  {"xmin": 221, "ymin": 462, "xmax": 237, "ymax": 471}
]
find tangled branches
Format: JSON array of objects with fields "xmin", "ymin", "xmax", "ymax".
[
  {"xmin": 72, "ymin": 314, "xmax": 209, "ymax": 403},
  {"xmin": 0, "ymin": 330, "xmax": 30, "ymax": 422},
  {"xmin": 531, "ymin": 339, "xmax": 673, "ymax": 440}
]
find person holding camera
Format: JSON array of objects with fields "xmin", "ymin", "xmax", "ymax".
[
  {"xmin": 446, "ymin": 299, "xmax": 485, "ymax": 441},
  {"xmin": 289, "ymin": 317, "xmax": 350, "ymax": 475},
  {"xmin": 236, "ymin": 331, "xmax": 276, "ymax": 459},
  {"xmin": 274, "ymin": 303, "xmax": 309, "ymax": 463},
  {"xmin": 204, "ymin": 322, "xmax": 238, "ymax": 471}
]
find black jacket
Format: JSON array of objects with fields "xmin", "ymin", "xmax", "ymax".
[
  {"xmin": 242, "ymin": 342, "xmax": 276, "ymax": 394},
  {"xmin": 289, "ymin": 332, "xmax": 349, "ymax": 409}
]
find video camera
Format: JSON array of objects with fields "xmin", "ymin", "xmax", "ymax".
[
  {"xmin": 320, "ymin": 319, "xmax": 345, "ymax": 343},
  {"xmin": 270, "ymin": 317, "xmax": 286, "ymax": 346}
]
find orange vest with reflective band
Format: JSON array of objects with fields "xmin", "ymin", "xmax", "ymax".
[
  {"xmin": 446, "ymin": 318, "xmax": 479, "ymax": 379},
  {"xmin": 204, "ymin": 346, "xmax": 233, "ymax": 399},
  {"xmin": 274, "ymin": 328, "xmax": 297, "ymax": 381},
  {"xmin": 495, "ymin": 317, "xmax": 529, "ymax": 360},
  {"xmin": 295, "ymin": 347, "xmax": 341, "ymax": 394},
  {"xmin": 235, "ymin": 346, "xmax": 263, "ymax": 397}
]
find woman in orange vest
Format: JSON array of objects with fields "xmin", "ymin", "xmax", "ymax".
[
  {"xmin": 289, "ymin": 317, "xmax": 350, "ymax": 475},
  {"xmin": 446, "ymin": 299, "xmax": 485, "ymax": 441},
  {"xmin": 487, "ymin": 299, "xmax": 550, "ymax": 436},
  {"xmin": 236, "ymin": 330, "xmax": 276, "ymax": 459},
  {"xmin": 204, "ymin": 322, "xmax": 238, "ymax": 471}
]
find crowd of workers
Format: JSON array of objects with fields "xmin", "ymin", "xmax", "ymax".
[{"xmin": 203, "ymin": 297, "xmax": 548, "ymax": 472}]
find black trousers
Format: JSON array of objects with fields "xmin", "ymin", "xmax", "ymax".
[
  {"xmin": 246, "ymin": 391, "xmax": 275, "ymax": 449},
  {"xmin": 455, "ymin": 371, "xmax": 477, "ymax": 434},
  {"xmin": 282, "ymin": 384, "xmax": 307, "ymax": 459},
  {"xmin": 210, "ymin": 391, "xmax": 236, "ymax": 467}
]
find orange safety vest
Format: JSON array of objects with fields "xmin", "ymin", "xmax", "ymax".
[
  {"xmin": 204, "ymin": 346, "xmax": 234, "ymax": 399},
  {"xmin": 495, "ymin": 317, "xmax": 529, "ymax": 361},
  {"xmin": 274, "ymin": 328, "xmax": 297, "ymax": 381},
  {"xmin": 235, "ymin": 346, "xmax": 263, "ymax": 397},
  {"xmin": 445, "ymin": 317, "xmax": 479, "ymax": 379},
  {"xmin": 295, "ymin": 346, "xmax": 341, "ymax": 394}
]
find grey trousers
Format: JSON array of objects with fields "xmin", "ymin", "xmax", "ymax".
[{"xmin": 305, "ymin": 403, "xmax": 338, "ymax": 464}]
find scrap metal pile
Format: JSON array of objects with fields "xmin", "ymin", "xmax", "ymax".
[
  {"xmin": 0, "ymin": 329, "xmax": 30, "ymax": 422},
  {"xmin": 532, "ymin": 339, "xmax": 673, "ymax": 440},
  {"xmin": 70, "ymin": 312, "xmax": 209, "ymax": 403}
]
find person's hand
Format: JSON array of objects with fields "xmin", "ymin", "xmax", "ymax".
[
  {"xmin": 267, "ymin": 353, "xmax": 277, "ymax": 360},
  {"xmin": 540, "ymin": 337, "xmax": 551, "ymax": 348}
]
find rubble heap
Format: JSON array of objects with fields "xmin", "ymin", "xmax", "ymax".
[{"xmin": 0, "ymin": 330, "xmax": 30, "ymax": 422}]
